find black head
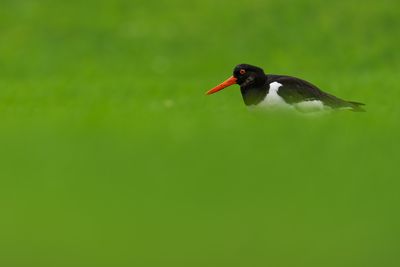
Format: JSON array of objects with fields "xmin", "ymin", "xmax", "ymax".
[
  {"xmin": 233, "ymin": 64, "xmax": 266, "ymax": 87},
  {"xmin": 205, "ymin": 64, "xmax": 266, "ymax": 95}
]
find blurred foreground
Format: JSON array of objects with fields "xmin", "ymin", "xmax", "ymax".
[{"xmin": 0, "ymin": 0, "xmax": 399, "ymax": 266}]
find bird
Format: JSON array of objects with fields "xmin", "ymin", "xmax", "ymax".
[{"xmin": 205, "ymin": 64, "xmax": 365, "ymax": 112}]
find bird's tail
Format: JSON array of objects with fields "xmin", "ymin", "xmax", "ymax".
[{"xmin": 347, "ymin": 101, "xmax": 366, "ymax": 112}]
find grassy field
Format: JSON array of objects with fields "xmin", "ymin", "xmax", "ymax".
[{"xmin": 1, "ymin": 0, "xmax": 400, "ymax": 266}]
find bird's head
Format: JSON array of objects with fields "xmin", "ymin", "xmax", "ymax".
[{"xmin": 206, "ymin": 64, "xmax": 266, "ymax": 95}]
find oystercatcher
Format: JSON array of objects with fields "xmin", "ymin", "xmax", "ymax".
[{"xmin": 206, "ymin": 64, "xmax": 365, "ymax": 112}]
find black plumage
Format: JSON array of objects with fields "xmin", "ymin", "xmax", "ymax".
[{"xmin": 207, "ymin": 64, "xmax": 365, "ymax": 112}]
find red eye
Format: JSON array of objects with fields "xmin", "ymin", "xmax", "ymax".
[{"xmin": 240, "ymin": 69, "xmax": 246, "ymax": 75}]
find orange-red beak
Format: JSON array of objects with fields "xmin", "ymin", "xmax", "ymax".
[{"xmin": 205, "ymin": 76, "xmax": 238, "ymax": 95}]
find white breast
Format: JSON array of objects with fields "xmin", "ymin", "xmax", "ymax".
[{"xmin": 259, "ymin": 82, "xmax": 293, "ymax": 110}]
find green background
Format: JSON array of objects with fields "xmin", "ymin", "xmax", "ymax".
[{"xmin": 1, "ymin": 0, "xmax": 399, "ymax": 266}]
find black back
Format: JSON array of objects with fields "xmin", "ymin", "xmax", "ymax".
[{"xmin": 240, "ymin": 74, "xmax": 365, "ymax": 111}]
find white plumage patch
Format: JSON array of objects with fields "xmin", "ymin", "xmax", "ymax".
[
  {"xmin": 294, "ymin": 100, "xmax": 326, "ymax": 112},
  {"xmin": 258, "ymin": 82, "xmax": 330, "ymax": 113},
  {"xmin": 260, "ymin": 82, "xmax": 293, "ymax": 109}
]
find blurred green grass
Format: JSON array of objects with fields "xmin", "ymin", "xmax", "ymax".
[{"xmin": 1, "ymin": 0, "xmax": 400, "ymax": 266}]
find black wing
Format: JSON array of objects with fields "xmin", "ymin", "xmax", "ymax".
[{"xmin": 267, "ymin": 75, "xmax": 364, "ymax": 111}]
